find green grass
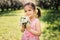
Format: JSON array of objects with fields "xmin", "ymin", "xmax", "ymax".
[
  {"xmin": 0, "ymin": 10, "xmax": 24, "ymax": 40},
  {"xmin": 0, "ymin": 9, "xmax": 47, "ymax": 40}
]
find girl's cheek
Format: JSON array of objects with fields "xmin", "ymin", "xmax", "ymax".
[
  {"xmin": 25, "ymin": 13, "xmax": 30, "ymax": 17},
  {"xmin": 25, "ymin": 11, "xmax": 34, "ymax": 17},
  {"xmin": 25, "ymin": 12, "xmax": 28, "ymax": 16},
  {"xmin": 31, "ymin": 12, "xmax": 34, "ymax": 16}
]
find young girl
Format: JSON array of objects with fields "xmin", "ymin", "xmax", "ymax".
[{"xmin": 21, "ymin": 2, "xmax": 41, "ymax": 40}]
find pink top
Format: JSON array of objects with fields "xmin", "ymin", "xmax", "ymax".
[{"xmin": 21, "ymin": 18, "xmax": 40, "ymax": 40}]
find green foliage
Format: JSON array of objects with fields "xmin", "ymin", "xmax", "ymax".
[
  {"xmin": 41, "ymin": 9, "xmax": 60, "ymax": 24},
  {"xmin": 41, "ymin": 9, "xmax": 60, "ymax": 40}
]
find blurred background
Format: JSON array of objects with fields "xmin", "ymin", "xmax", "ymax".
[{"xmin": 0, "ymin": 0, "xmax": 60, "ymax": 40}]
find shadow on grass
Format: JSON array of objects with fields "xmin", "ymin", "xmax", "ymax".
[
  {"xmin": 0, "ymin": 10, "xmax": 17, "ymax": 16},
  {"xmin": 41, "ymin": 9, "xmax": 60, "ymax": 24},
  {"xmin": 41, "ymin": 9, "xmax": 60, "ymax": 30}
]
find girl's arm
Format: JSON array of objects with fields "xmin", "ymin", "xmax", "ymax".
[
  {"xmin": 26, "ymin": 20, "xmax": 41, "ymax": 36},
  {"xmin": 21, "ymin": 25, "xmax": 25, "ymax": 32}
]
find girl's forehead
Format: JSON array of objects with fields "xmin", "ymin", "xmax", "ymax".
[{"xmin": 24, "ymin": 5, "xmax": 33, "ymax": 9}]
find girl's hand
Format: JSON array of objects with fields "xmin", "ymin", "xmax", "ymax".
[
  {"xmin": 26, "ymin": 23, "xmax": 31, "ymax": 31},
  {"xmin": 21, "ymin": 27, "xmax": 25, "ymax": 32},
  {"xmin": 21, "ymin": 25, "xmax": 25, "ymax": 32}
]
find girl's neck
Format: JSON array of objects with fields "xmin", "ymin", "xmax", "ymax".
[{"xmin": 29, "ymin": 16, "xmax": 36, "ymax": 22}]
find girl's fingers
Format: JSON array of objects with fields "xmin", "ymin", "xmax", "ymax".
[{"xmin": 26, "ymin": 23, "xmax": 31, "ymax": 31}]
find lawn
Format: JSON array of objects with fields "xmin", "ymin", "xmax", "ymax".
[
  {"xmin": 0, "ymin": 9, "xmax": 47, "ymax": 40},
  {"xmin": 0, "ymin": 10, "xmax": 24, "ymax": 40}
]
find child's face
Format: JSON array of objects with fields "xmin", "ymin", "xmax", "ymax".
[{"xmin": 24, "ymin": 5, "xmax": 35, "ymax": 18}]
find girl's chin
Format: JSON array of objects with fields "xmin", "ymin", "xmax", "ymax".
[
  {"xmin": 27, "ymin": 15, "xmax": 32, "ymax": 18},
  {"xmin": 27, "ymin": 16, "xmax": 31, "ymax": 18},
  {"xmin": 29, "ymin": 17, "xmax": 32, "ymax": 18},
  {"xmin": 28, "ymin": 16, "xmax": 31, "ymax": 18}
]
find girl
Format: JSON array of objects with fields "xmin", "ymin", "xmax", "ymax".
[{"xmin": 21, "ymin": 2, "xmax": 41, "ymax": 40}]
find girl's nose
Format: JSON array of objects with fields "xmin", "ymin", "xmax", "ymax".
[{"xmin": 26, "ymin": 11, "xmax": 29, "ymax": 14}]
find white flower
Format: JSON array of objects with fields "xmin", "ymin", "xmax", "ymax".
[{"xmin": 20, "ymin": 16, "xmax": 30, "ymax": 25}]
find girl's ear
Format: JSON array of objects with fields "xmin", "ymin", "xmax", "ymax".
[
  {"xmin": 35, "ymin": 9, "xmax": 38, "ymax": 18},
  {"xmin": 36, "ymin": 9, "xmax": 38, "ymax": 14}
]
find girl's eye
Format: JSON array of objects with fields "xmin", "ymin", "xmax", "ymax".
[
  {"xmin": 25, "ymin": 11, "xmax": 27, "ymax": 12},
  {"xmin": 28, "ymin": 10, "xmax": 31, "ymax": 11},
  {"xmin": 25, "ymin": 10, "xmax": 31, "ymax": 12}
]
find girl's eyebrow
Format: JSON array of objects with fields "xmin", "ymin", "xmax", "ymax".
[{"xmin": 27, "ymin": 5, "xmax": 33, "ymax": 9}]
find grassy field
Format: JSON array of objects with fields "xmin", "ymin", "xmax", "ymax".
[
  {"xmin": 0, "ymin": 10, "xmax": 24, "ymax": 40},
  {"xmin": 0, "ymin": 9, "xmax": 48, "ymax": 40},
  {"xmin": 0, "ymin": 8, "xmax": 60, "ymax": 40}
]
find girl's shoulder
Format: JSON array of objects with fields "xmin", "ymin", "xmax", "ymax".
[
  {"xmin": 30, "ymin": 18, "xmax": 40, "ymax": 24},
  {"xmin": 35, "ymin": 18, "xmax": 40, "ymax": 22}
]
